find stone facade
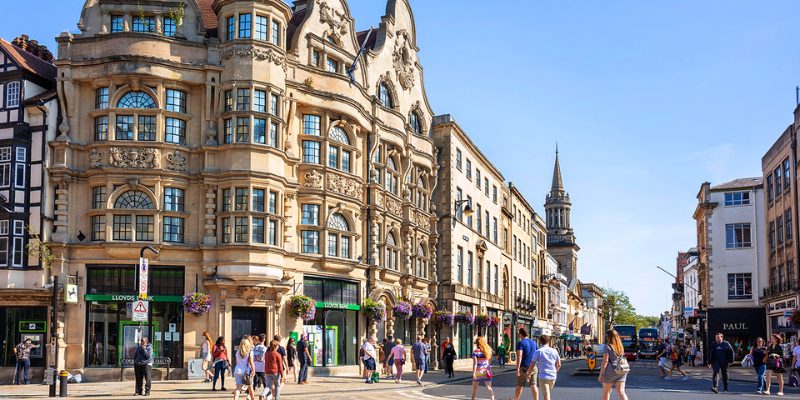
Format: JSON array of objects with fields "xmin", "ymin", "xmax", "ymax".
[{"xmin": 47, "ymin": 0, "xmax": 437, "ymax": 378}]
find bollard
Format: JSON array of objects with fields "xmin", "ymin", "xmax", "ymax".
[{"xmin": 59, "ymin": 370, "xmax": 68, "ymax": 398}]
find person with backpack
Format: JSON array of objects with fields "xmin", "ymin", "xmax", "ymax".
[
  {"xmin": 656, "ymin": 339, "xmax": 670, "ymax": 378},
  {"xmin": 764, "ymin": 334, "xmax": 786, "ymax": 396},
  {"xmin": 598, "ymin": 329, "xmax": 629, "ymax": 400},
  {"xmin": 750, "ymin": 337, "xmax": 768, "ymax": 394},
  {"xmin": 666, "ymin": 340, "xmax": 688, "ymax": 381}
]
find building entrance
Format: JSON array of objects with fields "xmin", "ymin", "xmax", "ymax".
[{"xmin": 232, "ymin": 307, "xmax": 267, "ymax": 345}]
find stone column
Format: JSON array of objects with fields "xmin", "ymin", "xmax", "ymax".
[
  {"xmin": 204, "ymin": 185, "xmax": 217, "ymax": 245},
  {"xmin": 52, "ymin": 180, "xmax": 69, "ymax": 243}
]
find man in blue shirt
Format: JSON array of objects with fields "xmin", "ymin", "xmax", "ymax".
[
  {"xmin": 707, "ymin": 332, "xmax": 734, "ymax": 393},
  {"xmin": 530, "ymin": 335, "xmax": 562, "ymax": 400},
  {"xmin": 514, "ymin": 328, "xmax": 539, "ymax": 400},
  {"xmin": 412, "ymin": 336, "xmax": 426, "ymax": 385}
]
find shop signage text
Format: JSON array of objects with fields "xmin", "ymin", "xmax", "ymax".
[
  {"xmin": 768, "ymin": 297, "xmax": 798, "ymax": 315},
  {"xmin": 314, "ymin": 301, "xmax": 361, "ymax": 311},
  {"xmin": 84, "ymin": 294, "xmax": 183, "ymax": 303}
]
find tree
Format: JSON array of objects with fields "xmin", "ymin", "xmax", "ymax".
[{"xmin": 601, "ymin": 287, "xmax": 659, "ymax": 331}]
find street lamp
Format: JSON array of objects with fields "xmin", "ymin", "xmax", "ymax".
[
  {"xmin": 138, "ymin": 246, "xmax": 159, "ymax": 349},
  {"xmin": 453, "ymin": 199, "xmax": 474, "ymax": 226}
]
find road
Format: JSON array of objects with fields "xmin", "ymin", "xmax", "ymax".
[{"xmin": 413, "ymin": 359, "xmax": 800, "ymax": 400}]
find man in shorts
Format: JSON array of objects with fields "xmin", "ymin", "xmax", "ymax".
[
  {"xmin": 656, "ymin": 338, "xmax": 670, "ymax": 378},
  {"xmin": 514, "ymin": 328, "xmax": 538, "ymax": 400},
  {"xmin": 530, "ymin": 335, "xmax": 561, "ymax": 400},
  {"xmin": 412, "ymin": 336, "xmax": 426, "ymax": 385},
  {"xmin": 383, "ymin": 335, "xmax": 395, "ymax": 379},
  {"xmin": 361, "ymin": 336, "xmax": 377, "ymax": 384}
]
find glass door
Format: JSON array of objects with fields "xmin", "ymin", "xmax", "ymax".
[{"xmin": 324, "ymin": 310, "xmax": 344, "ymax": 366}]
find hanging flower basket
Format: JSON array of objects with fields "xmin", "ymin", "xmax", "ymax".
[
  {"xmin": 791, "ymin": 309, "xmax": 800, "ymax": 327},
  {"xmin": 434, "ymin": 311, "xmax": 456, "ymax": 326},
  {"xmin": 363, "ymin": 298, "xmax": 386, "ymax": 322},
  {"xmin": 454, "ymin": 311, "xmax": 475, "ymax": 325},
  {"xmin": 289, "ymin": 295, "xmax": 317, "ymax": 322},
  {"xmin": 412, "ymin": 303, "xmax": 434, "ymax": 319},
  {"xmin": 182, "ymin": 291, "xmax": 212, "ymax": 316},
  {"xmin": 489, "ymin": 316, "xmax": 501, "ymax": 328},
  {"xmin": 475, "ymin": 314, "xmax": 491, "ymax": 328},
  {"xmin": 393, "ymin": 302, "xmax": 412, "ymax": 319}
]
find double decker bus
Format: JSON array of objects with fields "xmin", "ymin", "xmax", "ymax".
[
  {"xmin": 614, "ymin": 325, "xmax": 638, "ymax": 361},
  {"xmin": 637, "ymin": 328, "xmax": 659, "ymax": 359}
]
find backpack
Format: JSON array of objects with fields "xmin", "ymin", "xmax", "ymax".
[
  {"xmin": 614, "ymin": 353, "xmax": 630, "ymax": 375},
  {"xmin": 789, "ymin": 370, "xmax": 799, "ymax": 387}
]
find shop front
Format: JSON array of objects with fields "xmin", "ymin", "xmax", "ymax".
[
  {"xmin": 706, "ymin": 307, "xmax": 766, "ymax": 361},
  {"xmin": 302, "ymin": 277, "xmax": 360, "ymax": 368},
  {"xmin": 84, "ymin": 265, "xmax": 185, "ymax": 369},
  {"xmin": 1, "ymin": 306, "xmax": 48, "ymax": 368},
  {"xmin": 456, "ymin": 303, "xmax": 473, "ymax": 359},
  {"xmin": 767, "ymin": 296, "xmax": 798, "ymax": 341}
]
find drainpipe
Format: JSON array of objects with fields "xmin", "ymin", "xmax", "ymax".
[{"xmin": 792, "ymin": 125, "xmax": 800, "ymax": 297}]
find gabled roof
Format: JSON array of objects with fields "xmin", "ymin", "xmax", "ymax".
[
  {"xmin": 710, "ymin": 177, "xmax": 763, "ymax": 191},
  {"xmin": 197, "ymin": 0, "xmax": 218, "ymax": 30},
  {"xmin": 0, "ymin": 39, "xmax": 56, "ymax": 82},
  {"xmin": 286, "ymin": 7, "xmax": 308, "ymax": 49},
  {"xmin": 356, "ymin": 29, "xmax": 377, "ymax": 50}
]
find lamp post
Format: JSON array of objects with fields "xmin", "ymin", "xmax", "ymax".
[
  {"xmin": 452, "ymin": 199, "xmax": 474, "ymax": 226},
  {"xmin": 137, "ymin": 246, "xmax": 159, "ymax": 345}
]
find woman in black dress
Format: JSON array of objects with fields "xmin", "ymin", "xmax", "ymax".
[
  {"xmin": 442, "ymin": 341, "xmax": 457, "ymax": 378},
  {"xmin": 286, "ymin": 338, "xmax": 297, "ymax": 383},
  {"xmin": 764, "ymin": 334, "xmax": 786, "ymax": 396}
]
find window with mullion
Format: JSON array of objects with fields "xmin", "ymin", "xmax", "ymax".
[
  {"xmin": 96, "ymin": 88, "xmax": 109, "ymax": 109},
  {"xmin": 138, "ymin": 116, "xmax": 156, "ymax": 141},
  {"xmin": 135, "ymin": 215, "xmax": 154, "ymax": 241},
  {"xmin": 238, "ymin": 13, "xmax": 251, "ymax": 38},
  {"xmin": 252, "ymin": 217, "xmax": 265, "ymax": 243},
  {"xmin": 222, "ymin": 189, "xmax": 232, "ymax": 211},
  {"xmin": 165, "ymin": 89, "xmax": 186, "ymax": 113},
  {"xmin": 164, "ymin": 188, "xmax": 185, "ymax": 212},
  {"xmin": 224, "ymin": 90, "xmax": 233, "ymax": 112},
  {"xmin": 270, "ymin": 94, "xmax": 279, "ymax": 115},
  {"xmin": 786, "ymin": 210, "xmax": 793, "ymax": 242},
  {"xmin": 163, "ymin": 17, "xmax": 176, "ymax": 37},
  {"xmin": 303, "ymin": 140, "xmax": 320, "ymax": 164},
  {"xmin": 725, "ymin": 223, "xmax": 752, "ymax": 248},
  {"xmin": 268, "ymin": 191, "xmax": 277, "ymax": 214},
  {"xmin": 236, "ymin": 117, "xmax": 250, "ymax": 142},
  {"xmin": 235, "ymin": 188, "xmax": 249, "ymax": 211},
  {"xmin": 222, "ymin": 218, "xmax": 231, "ymax": 243},
  {"xmin": 271, "ymin": 20, "xmax": 280, "ymax": 45},
  {"xmin": 328, "ymin": 145, "xmax": 339, "ymax": 169},
  {"xmin": 234, "ymin": 217, "xmax": 248, "ymax": 242},
  {"xmin": 255, "ymin": 15, "xmax": 268, "ymax": 40},
  {"xmin": 92, "ymin": 187, "xmax": 107, "ymax": 209},
  {"xmin": 92, "ymin": 216, "xmax": 106, "ymax": 241},
  {"xmin": 224, "ymin": 118, "xmax": 233, "ymax": 144},
  {"xmin": 254, "ymin": 90, "xmax": 267, "ymax": 113},
  {"xmin": 301, "ymin": 230, "xmax": 319, "ymax": 253},
  {"xmin": 303, "ymin": 115, "xmax": 320, "ymax": 135},
  {"xmin": 163, "ymin": 216, "xmax": 184, "ymax": 243},
  {"xmin": 268, "ymin": 219, "xmax": 278, "ymax": 245},
  {"xmin": 254, "ymin": 118, "xmax": 266, "ymax": 144},
  {"xmin": 165, "ymin": 118, "xmax": 186, "ymax": 144},
  {"xmin": 269, "ymin": 121, "xmax": 279, "ymax": 148},
  {"xmin": 727, "ymin": 273, "xmax": 752, "ymax": 300},
  {"xmin": 253, "ymin": 189, "xmax": 265, "ymax": 212},
  {"xmin": 237, "ymin": 89, "xmax": 250, "ymax": 111},
  {"xmin": 226, "ymin": 16, "xmax": 235, "ymax": 40},
  {"xmin": 111, "ymin": 16, "xmax": 124, "ymax": 33},
  {"xmin": 94, "ymin": 116, "xmax": 109, "ymax": 141},
  {"xmin": 112, "ymin": 215, "xmax": 132, "ymax": 241},
  {"xmin": 301, "ymin": 204, "xmax": 319, "ymax": 225},
  {"xmin": 132, "ymin": 16, "xmax": 155, "ymax": 33},
  {"xmin": 115, "ymin": 115, "xmax": 134, "ymax": 140}
]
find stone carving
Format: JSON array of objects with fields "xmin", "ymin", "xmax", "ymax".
[
  {"xmin": 326, "ymin": 174, "xmax": 363, "ymax": 198},
  {"xmin": 236, "ymin": 286, "xmax": 275, "ymax": 301},
  {"xmin": 393, "ymin": 30, "xmax": 416, "ymax": 90},
  {"xmin": 109, "ymin": 147, "xmax": 160, "ymax": 169},
  {"xmin": 375, "ymin": 191, "xmax": 384, "ymax": 207},
  {"xmin": 385, "ymin": 197, "xmax": 402, "ymax": 216},
  {"xmin": 89, "ymin": 149, "xmax": 103, "ymax": 168},
  {"xmin": 304, "ymin": 170, "xmax": 323, "ymax": 190},
  {"xmin": 319, "ymin": 1, "xmax": 348, "ymax": 38},
  {"xmin": 166, "ymin": 151, "xmax": 187, "ymax": 172},
  {"xmin": 221, "ymin": 45, "xmax": 287, "ymax": 71},
  {"xmin": 414, "ymin": 211, "xmax": 430, "ymax": 231}
]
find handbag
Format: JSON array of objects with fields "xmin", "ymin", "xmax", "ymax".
[
  {"xmin": 741, "ymin": 354, "xmax": 753, "ymax": 368},
  {"xmin": 242, "ymin": 373, "xmax": 252, "ymax": 386},
  {"xmin": 614, "ymin": 354, "xmax": 630, "ymax": 375},
  {"xmin": 767, "ymin": 354, "xmax": 782, "ymax": 370}
]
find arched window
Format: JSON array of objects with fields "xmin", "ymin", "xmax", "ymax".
[
  {"xmin": 114, "ymin": 190, "xmax": 154, "ymax": 209},
  {"xmin": 415, "ymin": 176, "xmax": 427, "ymax": 210},
  {"xmin": 327, "ymin": 126, "xmax": 353, "ymax": 173},
  {"xmin": 379, "ymin": 82, "xmax": 393, "ymax": 108},
  {"xmin": 385, "ymin": 157, "xmax": 399, "ymax": 196},
  {"xmin": 112, "ymin": 190, "xmax": 155, "ymax": 242},
  {"xmin": 326, "ymin": 212, "xmax": 353, "ymax": 259},
  {"xmin": 410, "ymin": 111, "xmax": 422, "ymax": 135},
  {"xmin": 415, "ymin": 244, "xmax": 427, "ymax": 278},
  {"xmin": 117, "ymin": 91, "xmax": 157, "ymax": 109},
  {"xmin": 385, "ymin": 232, "xmax": 399, "ymax": 271}
]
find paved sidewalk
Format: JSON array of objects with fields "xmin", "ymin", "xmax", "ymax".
[{"xmin": 0, "ymin": 359, "xmax": 587, "ymax": 399}]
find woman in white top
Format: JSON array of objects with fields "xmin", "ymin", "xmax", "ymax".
[
  {"xmin": 201, "ymin": 331, "xmax": 214, "ymax": 382},
  {"xmin": 233, "ymin": 337, "xmax": 255, "ymax": 400}
]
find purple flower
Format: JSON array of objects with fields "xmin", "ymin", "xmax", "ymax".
[
  {"xmin": 434, "ymin": 311, "xmax": 455, "ymax": 326},
  {"xmin": 412, "ymin": 303, "xmax": 433, "ymax": 319},
  {"xmin": 182, "ymin": 291, "xmax": 212, "ymax": 316},
  {"xmin": 364, "ymin": 299, "xmax": 386, "ymax": 322},
  {"xmin": 475, "ymin": 315, "xmax": 491, "ymax": 328},
  {"xmin": 393, "ymin": 302, "xmax": 412, "ymax": 319},
  {"xmin": 454, "ymin": 312, "xmax": 475, "ymax": 325},
  {"xmin": 290, "ymin": 295, "xmax": 317, "ymax": 322}
]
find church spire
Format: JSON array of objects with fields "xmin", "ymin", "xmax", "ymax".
[{"xmin": 551, "ymin": 145, "xmax": 564, "ymax": 193}]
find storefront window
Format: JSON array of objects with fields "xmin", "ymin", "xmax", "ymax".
[
  {"xmin": 0, "ymin": 307, "xmax": 47, "ymax": 367},
  {"xmin": 302, "ymin": 276, "xmax": 360, "ymax": 367},
  {"xmin": 85, "ymin": 265, "xmax": 184, "ymax": 368}
]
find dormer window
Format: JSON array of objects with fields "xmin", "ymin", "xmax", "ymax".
[
  {"xmin": 379, "ymin": 83, "xmax": 393, "ymax": 108},
  {"xmin": 132, "ymin": 16, "xmax": 155, "ymax": 33}
]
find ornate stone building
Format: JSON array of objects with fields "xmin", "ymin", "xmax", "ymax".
[{"xmin": 49, "ymin": 0, "xmax": 437, "ymax": 378}]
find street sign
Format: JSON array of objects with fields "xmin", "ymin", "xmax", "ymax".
[
  {"xmin": 132, "ymin": 300, "xmax": 149, "ymax": 322},
  {"xmin": 65, "ymin": 283, "xmax": 78, "ymax": 304},
  {"xmin": 138, "ymin": 257, "xmax": 149, "ymax": 299},
  {"xmin": 683, "ymin": 307, "xmax": 694, "ymax": 318}
]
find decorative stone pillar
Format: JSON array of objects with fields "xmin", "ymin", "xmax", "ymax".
[
  {"xmin": 283, "ymin": 193, "xmax": 296, "ymax": 252},
  {"xmin": 204, "ymin": 185, "xmax": 217, "ymax": 245},
  {"xmin": 52, "ymin": 180, "xmax": 69, "ymax": 243},
  {"xmin": 369, "ymin": 215, "xmax": 379, "ymax": 265}
]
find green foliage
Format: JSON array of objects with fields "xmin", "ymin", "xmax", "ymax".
[
  {"xmin": 168, "ymin": 3, "xmax": 185, "ymax": 26},
  {"xmin": 26, "ymin": 225, "xmax": 54, "ymax": 269},
  {"xmin": 601, "ymin": 287, "xmax": 659, "ymax": 331}
]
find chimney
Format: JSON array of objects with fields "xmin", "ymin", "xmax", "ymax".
[{"xmin": 10, "ymin": 35, "xmax": 54, "ymax": 63}]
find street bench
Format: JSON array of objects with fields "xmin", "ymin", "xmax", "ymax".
[{"xmin": 119, "ymin": 357, "xmax": 171, "ymax": 382}]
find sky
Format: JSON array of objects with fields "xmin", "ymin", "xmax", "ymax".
[{"xmin": 3, "ymin": 1, "xmax": 799, "ymax": 316}]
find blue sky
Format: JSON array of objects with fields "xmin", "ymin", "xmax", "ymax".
[{"xmin": 4, "ymin": 1, "xmax": 798, "ymax": 316}]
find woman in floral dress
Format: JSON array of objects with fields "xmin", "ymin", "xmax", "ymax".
[{"xmin": 470, "ymin": 336, "xmax": 495, "ymax": 400}]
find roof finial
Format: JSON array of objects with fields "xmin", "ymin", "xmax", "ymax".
[{"xmin": 556, "ymin": 142, "xmax": 559, "ymax": 156}]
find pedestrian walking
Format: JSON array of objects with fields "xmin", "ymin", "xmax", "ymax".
[
  {"xmin": 496, "ymin": 342, "xmax": 507, "ymax": 367},
  {"xmin": 201, "ymin": 332, "xmax": 214, "ymax": 383},
  {"xmin": 529, "ymin": 335, "xmax": 561, "ymax": 400},
  {"xmin": 412, "ymin": 335, "xmax": 426, "ymax": 385},
  {"xmin": 707, "ymin": 332, "xmax": 734, "ymax": 394},
  {"xmin": 443, "ymin": 342, "xmax": 457, "ymax": 378},
  {"xmin": 565, "ymin": 344, "xmax": 572, "ymax": 359},
  {"xmin": 666, "ymin": 340, "xmax": 688, "ymax": 381},
  {"xmin": 598, "ymin": 329, "xmax": 629, "ymax": 400},
  {"xmin": 513, "ymin": 327, "xmax": 538, "ymax": 400},
  {"xmin": 750, "ymin": 337, "xmax": 768, "ymax": 394},
  {"xmin": 765, "ymin": 333, "xmax": 786, "ymax": 396},
  {"xmin": 252, "ymin": 335, "xmax": 268, "ymax": 392},
  {"xmin": 285, "ymin": 338, "xmax": 297, "ymax": 384},
  {"xmin": 264, "ymin": 339, "xmax": 285, "ymax": 400},
  {"xmin": 361, "ymin": 336, "xmax": 378, "ymax": 384},
  {"xmin": 133, "ymin": 337, "xmax": 154, "ymax": 396},
  {"xmin": 233, "ymin": 337, "xmax": 256, "ymax": 400},
  {"xmin": 383, "ymin": 335, "xmax": 395, "ymax": 380},
  {"xmin": 470, "ymin": 336, "xmax": 495, "ymax": 400},
  {"xmin": 656, "ymin": 339, "xmax": 670, "ymax": 378},
  {"xmin": 689, "ymin": 343, "xmax": 697, "ymax": 367},
  {"xmin": 212, "ymin": 337, "xmax": 229, "ymax": 391},
  {"xmin": 296, "ymin": 334, "xmax": 311, "ymax": 385},
  {"xmin": 273, "ymin": 334, "xmax": 289, "ymax": 379},
  {"xmin": 390, "ymin": 338, "xmax": 407, "ymax": 383},
  {"xmin": 423, "ymin": 337, "xmax": 431, "ymax": 373},
  {"xmin": 12, "ymin": 338, "xmax": 37, "ymax": 385}
]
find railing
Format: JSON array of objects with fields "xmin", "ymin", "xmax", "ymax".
[
  {"xmin": 762, "ymin": 280, "xmax": 800, "ymax": 298},
  {"xmin": 547, "ymin": 235, "xmax": 575, "ymax": 246},
  {"xmin": 514, "ymin": 297, "xmax": 536, "ymax": 313}
]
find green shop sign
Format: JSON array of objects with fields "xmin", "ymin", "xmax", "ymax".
[
  {"xmin": 314, "ymin": 301, "xmax": 360, "ymax": 311},
  {"xmin": 84, "ymin": 294, "xmax": 183, "ymax": 303}
]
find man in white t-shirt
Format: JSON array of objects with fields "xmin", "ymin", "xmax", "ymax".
[
  {"xmin": 252, "ymin": 334, "xmax": 268, "ymax": 391},
  {"xmin": 791, "ymin": 339, "xmax": 800, "ymax": 370},
  {"xmin": 362, "ymin": 336, "xmax": 378, "ymax": 384},
  {"xmin": 529, "ymin": 335, "xmax": 562, "ymax": 400}
]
